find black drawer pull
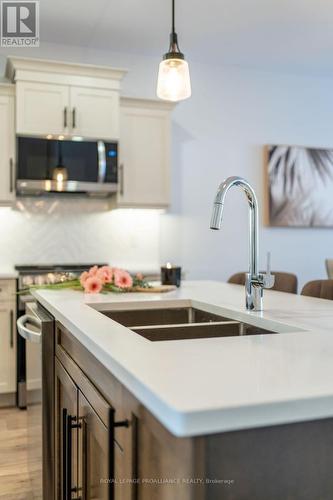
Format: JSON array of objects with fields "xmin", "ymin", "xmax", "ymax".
[{"xmin": 114, "ymin": 419, "xmax": 129, "ymax": 428}]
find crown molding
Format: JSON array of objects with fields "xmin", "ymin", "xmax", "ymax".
[
  {"xmin": 121, "ymin": 96, "xmax": 176, "ymax": 111},
  {"xmin": 6, "ymin": 56, "xmax": 127, "ymax": 83},
  {"xmin": 0, "ymin": 82, "xmax": 15, "ymax": 96}
]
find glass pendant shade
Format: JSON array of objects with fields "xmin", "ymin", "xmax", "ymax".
[
  {"xmin": 52, "ymin": 166, "xmax": 68, "ymax": 183},
  {"xmin": 157, "ymin": 57, "xmax": 191, "ymax": 102},
  {"xmin": 157, "ymin": 0, "xmax": 191, "ymax": 102}
]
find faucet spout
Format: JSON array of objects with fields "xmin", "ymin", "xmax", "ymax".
[
  {"xmin": 210, "ymin": 176, "xmax": 273, "ymax": 311},
  {"xmin": 210, "ymin": 176, "xmax": 259, "ymax": 277},
  {"xmin": 210, "ymin": 201, "xmax": 224, "ymax": 230}
]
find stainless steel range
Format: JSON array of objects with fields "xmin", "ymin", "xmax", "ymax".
[{"xmin": 15, "ymin": 263, "xmax": 106, "ymax": 408}]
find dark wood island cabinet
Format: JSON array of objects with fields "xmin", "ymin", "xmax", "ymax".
[{"xmin": 51, "ymin": 320, "xmax": 333, "ymax": 500}]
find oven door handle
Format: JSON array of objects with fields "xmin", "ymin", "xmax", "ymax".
[{"xmin": 17, "ymin": 314, "xmax": 42, "ymax": 343}]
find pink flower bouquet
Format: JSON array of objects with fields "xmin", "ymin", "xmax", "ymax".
[
  {"xmin": 80, "ymin": 265, "xmax": 137, "ymax": 294},
  {"xmin": 22, "ymin": 265, "xmax": 152, "ymax": 295}
]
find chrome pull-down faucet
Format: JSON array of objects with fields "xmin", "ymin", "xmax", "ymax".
[{"xmin": 210, "ymin": 176, "xmax": 274, "ymax": 311}]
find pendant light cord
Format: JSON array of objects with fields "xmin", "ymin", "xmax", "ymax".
[
  {"xmin": 168, "ymin": 0, "xmax": 183, "ymax": 55},
  {"xmin": 172, "ymin": 0, "xmax": 175, "ymax": 34}
]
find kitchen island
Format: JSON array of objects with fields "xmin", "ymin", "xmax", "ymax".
[{"xmin": 33, "ymin": 281, "xmax": 333, "ymax": 499}]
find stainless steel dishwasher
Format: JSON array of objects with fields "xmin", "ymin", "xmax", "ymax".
[{"xmin": 17, "ymin": 302, "xmax": 55, "ymax": 500}]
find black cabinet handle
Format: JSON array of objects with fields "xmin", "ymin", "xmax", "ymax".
[
  {"xmin": 66, "ymin": 414, "xmax": 72, "ymax": 500},
  {"xmin": 64, "ymin": 107, "xmax": 68, "ymax": 128},
  {"xmin": 108, "ymin": 408, "xmax": 115, "ymax": 500},
  {"xmin": 62, "ymin": 408, "xmax": 68, "ymax": 500},
  {"xmin": 78, "ymin": 415, "xmax": 86, "ymax": 500},
  {"xmin": 68, "ymin": 415, "xmax": 82, "ymax": 499},
  {"xmin": 72, "ymin": 108, "xmax": 76, "ymax": 129},
  {"xmin": 9, "ymin": 158, "xmax": 13, "ymax": 193},
  {"xmin": 114, "ymin": 419, "xmax": 129, "ymax": 428},
  {"xmin": 63, "ymin": 409, "xmax": 82, "ymax": 500},
  {"xmin": 9, "ymin": 310, "xmax": 13, "ymax": 348}
]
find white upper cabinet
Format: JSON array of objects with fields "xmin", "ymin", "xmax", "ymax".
[
  {"xmin": 6, "ymin": 57, "xmax": 126, "ymax": 140},
  {"xmin": 0, "ymin": 85, "xmax": 15, "ymax": 205},
  {"xmin": 70, "ymin": 86, "xmax": 119, "ymax": 140},
  {"xmin": 118, "ymin": 98, "xmax": 174, "ymax": 208},
  {"xmin": 16, "ymin": 81, "xmax": 69, "ymax": 136},
  {"xmin": 4, "ymin": 59, "xmax": 173, "ymax": 208}
]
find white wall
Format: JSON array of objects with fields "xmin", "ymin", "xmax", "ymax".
[
  {"xmin": 1, "ymin": 43, "xmax": 333, "ymax": 287},
  {"xmin": 173, "ymin": 65, "xmax": 333, "ymax": 289}
]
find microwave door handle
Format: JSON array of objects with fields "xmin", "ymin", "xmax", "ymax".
[{"xmin": 97, "ymin": 141, "xmax": 106, "ymax": 183}]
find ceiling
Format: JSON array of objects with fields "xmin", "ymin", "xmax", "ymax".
[{"xmin": 39, "ymin": 0, "xmax": 333, "ymax": 74}]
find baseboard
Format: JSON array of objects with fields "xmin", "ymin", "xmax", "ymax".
[{"xmin": 0, "ymin": 392, "xmax": 16, "ymax": 408}]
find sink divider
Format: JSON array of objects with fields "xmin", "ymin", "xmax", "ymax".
[{"xmin": 127, "ymin": 320, "xmax": 240, "ymax": 331}]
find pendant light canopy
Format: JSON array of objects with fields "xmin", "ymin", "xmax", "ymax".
[{"xmin": 157, "ymin": 0, "xmax": 191, "ymax": 102}]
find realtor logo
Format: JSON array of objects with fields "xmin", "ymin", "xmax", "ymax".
[{"xmin": 1, "ymin": 0, "xmax": 39, "ymax": 46}]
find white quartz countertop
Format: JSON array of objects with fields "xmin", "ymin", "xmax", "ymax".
[{"xmin": 33, "ymin": 281, "xmax": 333, "ymax": 437}]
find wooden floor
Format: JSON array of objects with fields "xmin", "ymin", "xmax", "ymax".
[{"xmin": 0, "ymin": 407, "xmax": 36, "ymax": 499}]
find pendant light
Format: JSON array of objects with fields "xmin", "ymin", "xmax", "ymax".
[
  {"xmin": 157, "ymin": 0, "xmax": 191, "ymax": 102},
  {"xmin": 52, "ymin": 140, "xmax": 68, "ymax": 189}
]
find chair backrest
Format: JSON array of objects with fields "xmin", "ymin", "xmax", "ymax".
[
  {"xmin": 228, "ymin": 271, "xmax": 298, "ymax": 294},
  {"xmin": 301, "ymin": 279, "xmax": 333, "ymax": 300},
  {"xmin": 228, "ymin": 272, "xmax": 246, "ymax": 286},
  {"xmin": 325, "ymin": 259, "xmax": 333, "ymax": 279}
]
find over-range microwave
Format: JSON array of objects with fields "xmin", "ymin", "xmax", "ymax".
[{"xmin": 16, "ymin": 136, "xmax": 118, "ymax": 196}]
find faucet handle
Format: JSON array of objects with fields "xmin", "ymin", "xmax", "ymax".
[{"xmin": 261, "ymin": 251, "xmax": 275, "ymax": 289}]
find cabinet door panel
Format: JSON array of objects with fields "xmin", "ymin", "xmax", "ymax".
[
  {"xmin": 56, "ymin": 325, "xmax": 136, "ymax": 500},
  {"xmin": 0, "ymin": 304, "xmax": 15, "ymax": 394},
  {"xmin": 114, "ymin": 437, "xmax": 136, "ymax": 500},
  {"xmin": 70, "ymin": 86, "xmax": 119, "ymax": 140},
  {"xmin": 55, "ymin": 360, "xmax": 79, "ymax": 500},
  {"xmin": 16, "ymin": 81, "xmax": 69, "ymax": 136},
  {"xmin": 0, "ymin": 94, "xmax": 15, "ymax": 204},
  {"xmin": 118, "ymin": 104, "xmax": 170, "ymax": 207},
  {"xmin": 78, "ymin": 391, "xmax": 113, "ymax": 500}
]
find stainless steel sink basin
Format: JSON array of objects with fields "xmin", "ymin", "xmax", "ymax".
[
  {"xmin": 132, "ymin": 322, "xmax": 276, "ymax": 341},
  {"xmin": 102, "ymin": 307, "xmax": 230, "ymax": 327},
  {"xmin": 100, "ymin": 306, "xmax": 277, "ymax": 341}
]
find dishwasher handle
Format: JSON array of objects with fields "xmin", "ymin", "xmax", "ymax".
[{"xmin": 17, "ymin": 314, "xmax": 42, "ymax": 343}]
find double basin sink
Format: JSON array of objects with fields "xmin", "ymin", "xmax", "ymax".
[{"xmin": 100, "ymin": 306, "xmax": 277, "ymax": 341}]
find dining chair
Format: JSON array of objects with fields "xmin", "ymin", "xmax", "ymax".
[
  {"xmin": 301, "ymin": 279, "xmax": 333, "ymax": 300},
  {"xmin": 228, "ymin": 271, "xmax": 298, "ymax": 294},
  {"xmin": 325, "ymin": 259, "xmax": 333, "ymax": 279}
]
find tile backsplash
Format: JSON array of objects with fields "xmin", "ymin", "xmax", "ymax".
[{"xmin": 0, "ymin": 199, "xmax": 162, "ymax": 271}]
